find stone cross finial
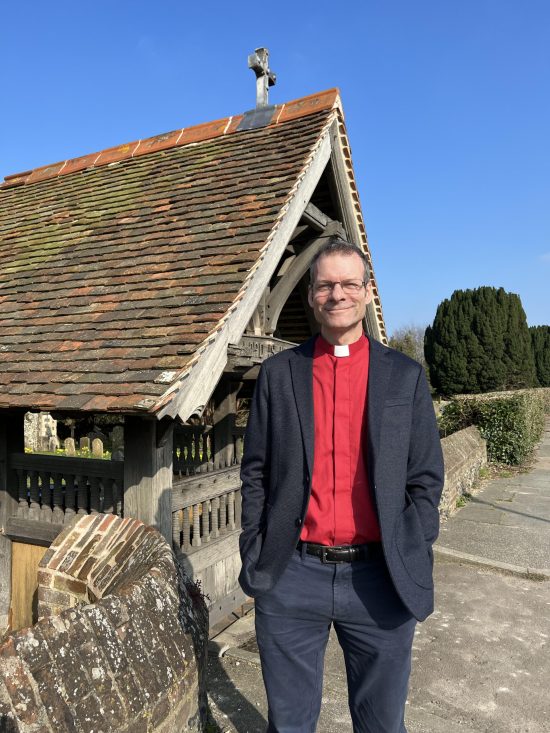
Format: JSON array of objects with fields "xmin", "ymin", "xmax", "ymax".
[{"xmin": 248, "ymin": 47, "xmax": 276, "ymax": 108}]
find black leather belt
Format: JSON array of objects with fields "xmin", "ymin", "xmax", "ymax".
[{"xmin": 297, "ymin": 541, "xmax": 382, "ymax": 564}]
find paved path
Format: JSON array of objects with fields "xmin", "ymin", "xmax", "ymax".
[{"xmin": 207, "ymin": 421, "xmax": 550, "ymax": 733}]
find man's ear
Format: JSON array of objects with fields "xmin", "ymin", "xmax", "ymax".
[
  {"xmin": 365, "ymin": 280, "xmax": 373, "ymax": 305},
  {"xmin": 307, "ymin": 286, "xmax": 314, "ymax": 309}
]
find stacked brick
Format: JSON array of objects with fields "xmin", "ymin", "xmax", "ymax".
[{"xmin": 0, "ymin": 514, "xmax": 208, "ymax": 732}]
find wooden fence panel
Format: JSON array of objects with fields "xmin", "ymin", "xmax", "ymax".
[{"xmin": 5, "ymin": 453, "xmax": 124, "ymax": 544}]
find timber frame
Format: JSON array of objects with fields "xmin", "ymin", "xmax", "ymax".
[
  {"xmin": 158, "ymin": 112, "xmax": 386, "ymax": 424},
  {"xmin": 0, "ymin": 88, "xmax": 386, "ymax": 631}
]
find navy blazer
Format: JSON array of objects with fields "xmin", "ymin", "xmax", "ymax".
[{"xmin": 238, "ymin": 335, "xmax": 444, "ymax": 621}]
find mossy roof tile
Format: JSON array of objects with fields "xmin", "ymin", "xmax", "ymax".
[{"xmin": 0, "ymin": 91, "xmax": 339, "ymax": 414}]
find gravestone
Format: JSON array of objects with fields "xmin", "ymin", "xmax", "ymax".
[
  {"xmin": 92, "ymin": 438, "xmax": 103, "ymax": 458},
  {"xmin": 48, "ymin": 436, "xmax": 59, "ymax": 452},
  {"xmin": 24, "ymin": 412, "xmax": 39, "ymax": 452},
  {"xmin": 79, "ymin": 436, "xmax": 90, "ymax": 452},
  {"xmin": 111, "ymin": 425, "xmax": 124, "ymax": 453},
  {"xmin": 64, "ymin": 438, "xmax": 76, "ymax": 456}
]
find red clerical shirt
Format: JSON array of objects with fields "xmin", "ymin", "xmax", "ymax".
[{"xmin": 301, "ymin": 333, "xmax": 381, "ymax": 545}]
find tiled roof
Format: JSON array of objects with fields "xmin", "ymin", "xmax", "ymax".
[{"xmin": 0, "ymin": 91, "xmax": 340, "ymax": 414}]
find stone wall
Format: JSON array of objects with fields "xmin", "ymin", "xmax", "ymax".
[
  {"xmin": 440, "ymin": 426, "xmax": 487, "ymax": 518},
  {"xmin": 0, "ymin": 514, "xmax": 208, "ymax": 733}
]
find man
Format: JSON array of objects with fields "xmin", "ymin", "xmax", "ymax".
[{"xmin": 239, "ymin": 237, "xmax": 444, "ymax": 733}]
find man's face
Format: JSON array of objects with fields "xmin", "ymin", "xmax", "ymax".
[{"xmin": 308, "ymin": 252, "xmax": 372, "ymax": 343}]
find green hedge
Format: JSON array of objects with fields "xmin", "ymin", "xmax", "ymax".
[{"xmin": 439, "ymin": 390, "xmax": 547, "ymax": 465}]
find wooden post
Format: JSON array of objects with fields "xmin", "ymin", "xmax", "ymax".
[
  {"xmin": 0, "ymin": 411, "xmax": 24, "ymax": 533},
  {"xmin": 123, "ymin": 416, "xmax": 173, "ymax": 544},
  {"xmin": 212, "ymin": 379, "xmax": 239, "ymax": 469},
  {"xmin": 0, "ymin": 410, "xmax": 24, "ymax": 633}
]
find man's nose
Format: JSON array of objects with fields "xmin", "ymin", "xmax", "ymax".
[{"xmin": 330, "ymin": 282, "xmax": 347, "ymax": 298}]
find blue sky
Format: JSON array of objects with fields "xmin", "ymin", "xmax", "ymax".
[{"xmin": 1, "ymin": 1, "xmax": 548, "ymax": 335}]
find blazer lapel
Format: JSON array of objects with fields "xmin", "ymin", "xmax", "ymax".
[
  {"xmin": 367, "ymin": 336, "xmax": 392, "ymax": 466},
  {"xmin": 289, "ymin": 337, "xmax": 316, "ymax": 478}
]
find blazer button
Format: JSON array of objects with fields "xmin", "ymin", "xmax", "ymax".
[{"xmin": 295, "ymin": 517, "xmax": 302, "ymax": 527}]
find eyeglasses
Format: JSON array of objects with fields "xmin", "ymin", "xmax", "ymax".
[{"xmin": 311, "ymin": 280, "xmax": 367, "ymax": 297}]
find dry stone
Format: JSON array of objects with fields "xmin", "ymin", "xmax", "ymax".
[{"xmin": 440, "ymin": 426, "xmax": 487, "ymax": 517}]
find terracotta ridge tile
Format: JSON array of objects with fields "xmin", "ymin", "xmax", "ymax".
[{"xmin": 1, "ymin": 88, "xmax": 340, "ymax": 190}]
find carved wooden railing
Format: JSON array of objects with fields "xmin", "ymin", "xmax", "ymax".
[
  {"xmin": 233, "ymin": 334, "xmax": 296, "ymax": 360},
  {"xmin": 171, "ymin": 465, "xmax": 241, "ymax": 554},
  {"xmin": 5, "ymin": 453, "xmax": 124, "ymax": 543},
  {"xmin": 173, "ymin": 425, "xmax": 245, "ymax": 476}
]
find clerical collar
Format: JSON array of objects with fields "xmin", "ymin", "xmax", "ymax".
[
  {"xmin": 316, "ymin": 333, "xmax": 367, "ymax": 358},
  {"xmin": 334, "ymin": 344, "xmax": 349, "ymax": 357}
]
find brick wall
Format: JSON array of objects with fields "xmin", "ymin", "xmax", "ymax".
[
  {"xmin": 0, "ymin": 514, "xmax": 208, "ymax": 733},
  {"xmin": 440, "ymin": 426, "xmax": 487, "ymax": 517}
]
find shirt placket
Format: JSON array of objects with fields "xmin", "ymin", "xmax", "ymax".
[{"xmin": 333, "ymin": 356, "xmax": 351, "ymax": 543}]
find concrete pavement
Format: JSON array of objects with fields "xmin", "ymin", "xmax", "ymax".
[{"xmin": 207, "ymin": 420, "xmax": 550, "ymax": 733}]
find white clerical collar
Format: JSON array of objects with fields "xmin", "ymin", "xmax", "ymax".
[{"xmin": 333, "ymin": 344, "xmax": 350, "ymax": 357}]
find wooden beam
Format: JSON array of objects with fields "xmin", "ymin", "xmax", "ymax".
[
  {"xmin": 5, "ymin": 519, "xmax": 62, "ymax": 546},
  {"xmin": 0, "ymin": 412, "xmax": 24, "ymax": 534},
  {"xmin": 223, "ymin": 358, "xmax": 261, "ymax": 380},
  {"xmin": 297, "ymin": 277, "xmax": 319, "ymax": 336},
  {"xmin": 245, "ymin": 305, "xmax": 263, "ymax": 336},
  {"xmin": 172, "ymin": 465, "xmax": 241, "ymax": 511},
  {"xmin": 328, "ymin": 118, "xmax": 386, "ymax": 342},
  {"xmin": 212, "ymin": 379, "xmax": 239, "ymax": 469},
  {"xmin": 301, "ymin": 202, "xmax": 332, "ymax": 231},
  {"xmin": 123, "ymin": 417, "xmax": 173, "ymax": 543},
  {"xmin": 0, "ymin": 534, "xmax": 11, "ymax": 632},
  {"xmin": 264, "ymin": 220, "xmax": 344, "ymax": 335},
  {"xmin": 289, "ymin": 223, "xmax": 310, "ymax": 242}
]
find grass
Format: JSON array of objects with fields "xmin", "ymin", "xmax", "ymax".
[
  {"xmin": 455, "ymin": 492, "xmax": 472, "ymax": 509},
  {"xmin": 24, "ymin": 448, "xmax": 112, "ymax": 460}
]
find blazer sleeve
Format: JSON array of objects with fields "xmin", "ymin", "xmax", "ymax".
[
  {"xmin": 239, "ymin": 362, "xmax": 271, "ymax": 559},
  {"xmin": 406, "ymin": 367, "xmax": 444, "ymax": 546}
]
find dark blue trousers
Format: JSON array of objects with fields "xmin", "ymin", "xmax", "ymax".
[{"xmin": 255, "ymin": 545, "xmax": 416, "ymax": 733}]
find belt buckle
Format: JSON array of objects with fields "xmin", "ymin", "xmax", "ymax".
[{"xmin": 320, "ymin": 547, "xmax": 346, "ymax": 564}]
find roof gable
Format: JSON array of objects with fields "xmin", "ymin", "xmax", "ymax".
[
  {"xmin": 1, "ymin": 89, "xmax": 340, "ymax": 190},
  {"xmin": 0, "ymin": 94, "xmax": 340, "ymax": 415},
  {"xmin": 0, "ymin": 88, "xmax": 386, "ymax": 419}
]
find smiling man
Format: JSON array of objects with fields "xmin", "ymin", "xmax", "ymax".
[{"xmin": 239, "ymin": 237, "xmax": 444, "ymax": 733}]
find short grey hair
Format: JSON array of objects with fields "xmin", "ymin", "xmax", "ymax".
[{"xmin": 308, "ymin": 236, "xmax": 370, "ymax": 284}]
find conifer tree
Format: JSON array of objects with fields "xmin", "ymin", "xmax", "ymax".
[
  {"xmin": 424, "ymin": 287, "xmax": 536, "ymax": 394},
  {"xmin": 530, "ymin": 325, "xmax": 550, "ymax": 386}
]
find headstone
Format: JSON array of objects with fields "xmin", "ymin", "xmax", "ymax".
[
  {"xmin": 111, "ymin": 449, "xmax": 124, "ymax": 462},
  {"xmin": 24, "ymin": 412, "xmax": 39, "ymax": 452},
  {"xmin": 111, "ymin": 425, "xmax": 124, "ymax": 453},
  {"xmin": 88, "ymin": 428, "xmax": 107, "ymax": 443},
  {"xmin": 64, "ymin": 438, "xmax": 76, "ymax": 456},
  {"xmin": 80, "ymin": 436, "xmax": 90, "ymax": 452},
  {"xmin": 92, "ymin": 438, "xmax": 103, "ymax": 458},
  {"xmin": 48, "ymin": 436, "xmax": 59, "ymax": 452}
]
